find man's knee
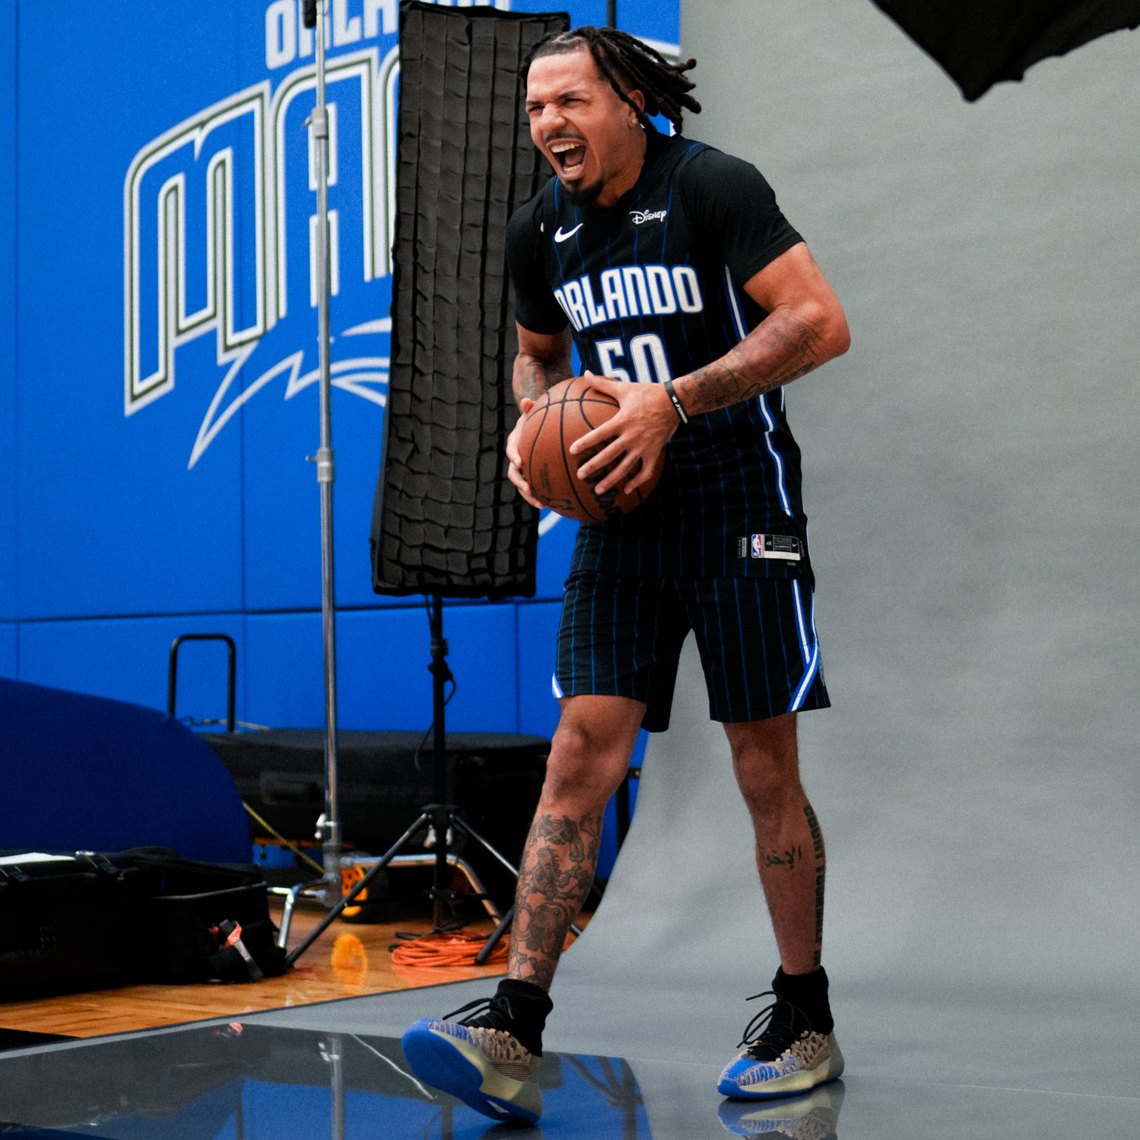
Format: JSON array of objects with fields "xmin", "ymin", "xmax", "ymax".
[
  {"xmin": 726, "ymin": 713, "xmax": 803, "ymax": 809},
  {"xmin": 542, "ymin": 696, "xmax": 642, "ymax": 806}
]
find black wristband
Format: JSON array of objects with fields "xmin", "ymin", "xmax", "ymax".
[{"xmin": 663, "ymin": 379, "xmax": 689, "ymax": 424}]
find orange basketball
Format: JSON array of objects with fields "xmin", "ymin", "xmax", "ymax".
[{"xmin": 517, "ymin": 376, "xmax": 661, "ymax": 522}]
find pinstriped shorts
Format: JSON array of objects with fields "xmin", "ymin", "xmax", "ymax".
[{"xmin": 554, "ymin": 570, "xmax": 830, "ymax": 733}]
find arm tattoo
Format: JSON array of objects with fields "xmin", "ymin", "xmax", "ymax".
[
  {"xmin": 677, "ymin": 309, "xmax": 823, "ymax": 415},
  {"xmin": 514, "ymin": 353, "xmax": 571, "ymax": 406},
  {"xmin": 508, "ymin": 811, "xmax": 602, "ymax": 990}
]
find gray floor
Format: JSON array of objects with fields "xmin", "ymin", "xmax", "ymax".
[{"xmin": 2, "ymin": 1019, "xmax": 1137, "ymax": 1140}]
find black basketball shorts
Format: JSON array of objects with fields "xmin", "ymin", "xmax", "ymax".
[{"xmin": 553, "ymin": 570, "xmax": 831, "ymax": 733}]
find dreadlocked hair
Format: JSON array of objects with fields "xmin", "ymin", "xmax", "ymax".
[{"xmin": 522, "ymin": 26, "xmax": 701, "ymax": 134}]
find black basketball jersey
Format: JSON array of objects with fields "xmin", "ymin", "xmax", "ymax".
[{"xmin": 506, "ymin": 130, "xmax": 813, "ymax": 581}]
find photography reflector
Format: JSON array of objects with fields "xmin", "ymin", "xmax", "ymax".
[{"xmin": 370, "ymin": 2, "xmax": 569, "ymax": 600}]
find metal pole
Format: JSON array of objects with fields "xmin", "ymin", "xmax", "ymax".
[
  {"xmin": 606, "ymin": 0, "xmax": 617, "ymax": 29},
  {"xmin": 429, "ymin": 595, "xmax": 449, "ymax": 929},
  {"xmin": 321, "ymin": 1035, "xmax": 345, "ymax": 1140},
  {"xmin": 310, "ymin": 0, "xmax": 342, "ymax": 900}
]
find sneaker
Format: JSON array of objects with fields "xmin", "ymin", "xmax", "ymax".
[
  {"xmin": 401, "ymin": 996, "xmax": 542, "ymax": 1124},
  {"xmin": 717, "ymin": 992, "xmax": 844, "ymax": 1100},
  {"xmin": 718, "ymin": 1080, "xmax": 845, "ymax": 1138}
]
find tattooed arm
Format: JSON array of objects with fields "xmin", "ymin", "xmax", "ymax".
[
  {"xmin": 575, "ymin": 243, "xmax": 850, "ymax": 495},
  {"xmin": 507, "ymin": 323, "xmax": 574, "ymax": 506},
  {"xmin": 513, "ymin": 323, "xmax": 573, "ymax": 407},
  {"xmin": 672, "ymin": 243, "xmax": 850, "ymax": 416}
]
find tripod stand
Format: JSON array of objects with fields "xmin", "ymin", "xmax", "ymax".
[{"xmin": 283, "ymin": 596, "xmax": 578, "ymax": 967}]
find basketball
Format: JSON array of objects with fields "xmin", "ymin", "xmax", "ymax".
[{"xmin": 516, "ymin": 376, "xmax": 662, "ymax": 522}]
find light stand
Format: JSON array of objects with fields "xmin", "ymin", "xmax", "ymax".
[
  {"xmin": 424, "ymin": 594, "xmax": 458, "ymax": 931},
  {"xmin": 281, "ymin": 0, "xmax": 343, "ymax": 917}
]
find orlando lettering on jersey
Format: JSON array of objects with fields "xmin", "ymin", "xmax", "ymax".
[
  {"xmin": 554, "ymin": 264, "xmax": 703, "ymax": 332},
  {"xmin": 506, "ymin": 131, "xmax": 814, "ymax": 582}
]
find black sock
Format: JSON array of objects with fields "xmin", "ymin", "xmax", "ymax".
[
  {"xmin": 494, "ymin": 978, "xmax": 553, "ymax": 1056},
  {"xmin": 772, "ymin": 966, "xmax": 834, "ymax": 1034}
]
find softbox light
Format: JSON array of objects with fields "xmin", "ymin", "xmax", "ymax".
[
  {"xmin": 370, "ymin": 1, "xmax": 569, "ymax": 600},
  {"xmin": 870, "ymin": 0, "xmax": 1140, "ymax": 101}
]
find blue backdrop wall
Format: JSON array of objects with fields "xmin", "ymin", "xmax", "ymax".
[
  {"xmin": 1, "ymin": 0, "xmax": 676, "ymax": 769},
  {"xmin": 1, "ymin": 1, "xmax": 16, "ymax": 659}
]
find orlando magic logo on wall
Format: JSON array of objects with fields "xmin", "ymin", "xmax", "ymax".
[
  {"xmin": 3, "ymin": 0, "xmax": 678, "ymax": 713},
  {"xmin": 122, "ymin": 0, "xmax": 437, "ymax": 468}
]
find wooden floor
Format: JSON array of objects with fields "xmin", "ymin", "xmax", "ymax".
[{"xmin": 0, "ymin": 899, "xmax": 525, "ymax": 1041}]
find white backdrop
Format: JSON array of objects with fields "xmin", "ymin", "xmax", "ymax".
[
  {"xmin": 247, "ymin": 0, "xmax": 1140, "ymax": 1108},
  {"xmin": 670, "ymin": 0, "xmax": 1140, "ymax": 1085}
]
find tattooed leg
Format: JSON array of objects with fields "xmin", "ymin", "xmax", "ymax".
[
  {"xmin": 725, "ymin": 713, "xmax": 827, "ymax": 974},
  {"xmin": 508, "ymin": 695, "xmax": 642, "ymax": 990},
  {"xmin": 508, "ymin": 810, "xmax": 603, "ymax": 989}
]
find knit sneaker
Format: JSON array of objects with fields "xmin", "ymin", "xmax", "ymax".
[
  {"xmin": 402, "ymin": 995, "xmax": 543, "ymax": 1124},
  {"xmin": 717, "ymin": 991, "xmax": 844, "ymax": 1100},
  {"xmin": 718, "ymin": 1080, "xmax": 845, "ymax": 1137}
]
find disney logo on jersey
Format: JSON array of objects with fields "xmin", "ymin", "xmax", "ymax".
[{"xmin": 629, "ymin": 208, "xmax": 667, "ymax": 225}]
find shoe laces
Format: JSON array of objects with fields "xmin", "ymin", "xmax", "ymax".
[
  {"xmin": 443, "ymin": 994, "xmax": 518, "ymax": 1033},
  {"xmin": 737, "ymin": 990, "xmax": 811, "ymax": 1061}
]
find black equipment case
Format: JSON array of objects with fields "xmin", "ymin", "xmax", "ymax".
[
  {"xmin": 118, "ymin": 847, "xmax": 287, "ymax": 983},
  {"xmin": 0, "ymin": 852, "xmax": 141, "ymax": 992},
  {"xmin": 0, "ymin": 848, "xmax": 285, "ymax": 995}
]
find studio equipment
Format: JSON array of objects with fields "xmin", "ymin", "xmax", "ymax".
[
  {"xmin": 272, "ymin": 0, "xmax": 348, "ymax": 930},
  {"xmin": 869, "ymin": 0, "xmax": 1140, "ymax": 101},
  {"xmin": 281, "ymin": 1, "xmax": 569, "ymax": 967}
]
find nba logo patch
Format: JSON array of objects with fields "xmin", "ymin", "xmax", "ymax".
[{"xmin": 735, "ymin": 534, "xmax": 803, "ymax": 561}]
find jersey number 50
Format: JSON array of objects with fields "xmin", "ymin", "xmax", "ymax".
[{"xmin": 594, "ymin": 333, "xmax": 672, "ymax": 385}]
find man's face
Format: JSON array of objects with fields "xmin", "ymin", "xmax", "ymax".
[{"xmin": 525, "ymin": 48, "xmax": 645, "ymax": 208}]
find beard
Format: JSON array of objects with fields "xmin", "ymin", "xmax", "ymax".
[{"xmin": 561, "ymin": 173, "xmax": 604, "ymax": 207}]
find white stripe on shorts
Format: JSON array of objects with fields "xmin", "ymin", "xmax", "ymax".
[
  {"xmin": 791, "ymin": 580, "xmax": 811, "ymax": 668},
  {"xmin": 788, "ymin": 587, "xmax": 820, "ymax": 712}
]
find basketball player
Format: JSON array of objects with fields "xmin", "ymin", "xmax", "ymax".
[{"xmin": 402, "ymin": 27, "xmax": 851, "ymax": 1124}]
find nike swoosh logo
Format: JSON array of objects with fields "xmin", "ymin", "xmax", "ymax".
[{"xmin": 554, "ymin": 224, "xmax": 583, "ymax": 243}]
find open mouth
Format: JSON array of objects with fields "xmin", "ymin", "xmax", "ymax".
[{"xmin": 549, "ymin": 139, "xmax": 587, "ymax": 175}]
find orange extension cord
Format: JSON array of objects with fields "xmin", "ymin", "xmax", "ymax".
[
  {"xmin": 390, "ymin": 928, "xmax": 576, "ymax": 968},
  {"xmin": 390, "ymin": 930, "xmax": 511, "ymax": 968}
]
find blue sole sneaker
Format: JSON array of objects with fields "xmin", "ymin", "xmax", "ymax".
[
  {"xmin": 717, "ymin": 1030, "xmax": 844, "ymax": 1099},
  {"xmin": 401, "ymin": 1017, "xmax": 542, "ymax": 1125}
]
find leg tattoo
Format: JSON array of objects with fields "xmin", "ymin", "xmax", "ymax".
[
  {"xmin": 508, "ymin": 811, "xmax": 602, "ymax": 990},
  {"xmin": 751, "ymin": 795, "xmax": 827, "ymax": 973},
  {"xmin": 803, "ymin": 803, "xmax": 826, "ymax": 969}
]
